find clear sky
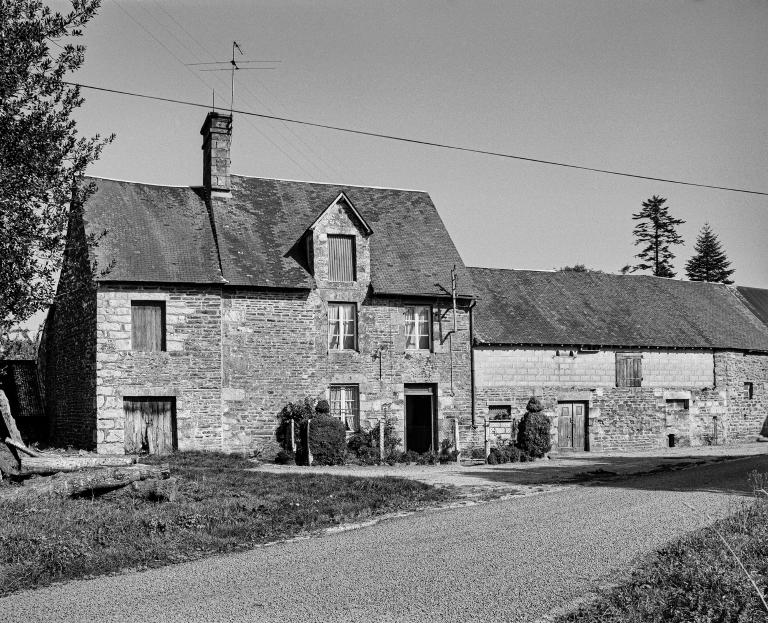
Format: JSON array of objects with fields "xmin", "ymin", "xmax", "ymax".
[{"xmin": 60, "ymin": 0, "xmax": 768, "ymax": 288}]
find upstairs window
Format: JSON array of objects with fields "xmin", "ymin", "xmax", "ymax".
[
  {"xmin": 743, "ymin": 382, "xmax": 754, "ymax": 399},
  {"xmin": 616, "ymin": 353, "xmax": 642, "ymax": 387},
  {"xmin": 405, "ymin": 305, "xmax": 431, "ymax": 350},
  {"xmin": 330, "ymin": 384, "xmax": 360, "ymax": 431},
  {"xmin": 328, "ymin": 303, "xmax": 357, "ymax": 351},
  {"xmin": 328, "ymin": 235, "xmax": 356, "ymax": 282},
  {"xmin": 131, "ymin": 301, "xmax": 166, "ymax": 352}
]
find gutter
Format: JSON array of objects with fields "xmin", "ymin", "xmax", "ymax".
[{"xmin": 469, "ymin": 299, "xmax": 476, "ymax": 427}]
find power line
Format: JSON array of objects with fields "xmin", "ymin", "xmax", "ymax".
[{"xmin": 65, "ymin": 81, "xmax": 768, "ymax": 197}]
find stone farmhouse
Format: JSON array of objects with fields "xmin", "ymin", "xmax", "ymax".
[
  {"xmin": 37, "ymin": 112, "xmax": 768, "ymax": 456},
  {"xmin": 40, "ymin": 112, "xmax": 474, "ymax": 456},
  {"xmin": 471, "ymin": 268, "xmax": 768, "ymax": 452}
]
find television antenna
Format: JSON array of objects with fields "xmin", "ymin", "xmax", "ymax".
[{"xmin": 186, "ymin": 41, "xmax": 280, "ymax": 114}]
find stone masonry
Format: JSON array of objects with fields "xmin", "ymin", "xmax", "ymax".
[{"xmin": 474, "ymin": 346, "xmax": 768, "ymax": 451}]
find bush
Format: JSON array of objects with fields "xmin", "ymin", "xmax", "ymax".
[
  {"xmin": 525, "ymin": 396, "xmax": 544, "ymax": 413},
  {"xmin": 416, "ymin": 451, "xmax": 439, "ymax": 465},
  {"xmin": 399, "ymin": 450, "xmax": 419, "ymax": 464},
  {"xmin": 356, "ymin": 446, "xmax": 381, "ymax": 465},
  {"xmin": 517, "ymin": 411, "xmax": 551, "ymax": 458},
  {"xmin": 315, "ymin": 399, "xmax": 330, "ymax": 415},
  {"xmin": 274, "ymin": 449, "xmax": 295, "ymax": 465},
  {"xmin": 305, "ymin": 416, "xmax": 347, "ymax": 466},
  {"xmin": 276, "ymin": 397, "xmax": 315, "ymax": 464},
  {"xmin": 438, "ymin": 438, "xmax": 459, "ymax": 464}
]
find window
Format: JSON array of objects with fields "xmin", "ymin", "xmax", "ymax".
[
  {"xmin": 131, "ymin": 301, "xmax": 165, "ymax": 351},
  {"xmin": 330, "ymin": 384, "xmax": 360, "ymax": 431},
  {"xmin": 328, "ymin": 303, "xmax": 357, "ymax": 350},
  {"xmin": 328, "ymin": 235, "xmax": 356, "ymax": 282},
  {"xmin": 743, "ymin": 382, "xmax": 754, "ymax": 399},
  {"xmin": 488, "ymin": 404, "xmax": 512, "ymax": 420},
  {"xmin": 616, "ymin": 353, "xmax": 642, "ymax": 387},
  {"xmin": 666, "ymin": 399, "xmax": 689, "ymax": 412},
  {"xmin": 405, "ymin": 305, "xmax": 431, "ymax": 350}
]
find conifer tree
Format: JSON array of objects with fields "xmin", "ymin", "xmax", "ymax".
[
  {"xmin": 630, "ymin": 195, "xmax": 685, "ymax": 277},
  {"xmin": 685, "ymin": 223, "xmax": 735, "ymax": 284}
]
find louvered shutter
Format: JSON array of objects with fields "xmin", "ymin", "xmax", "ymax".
[{"xmin": 328, "ymin": 235, "xmax": 356, "ymax": 281}]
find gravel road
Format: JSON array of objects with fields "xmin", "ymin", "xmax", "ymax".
[{"xmin": 3, "ymin": 455, "xmax": 765, "ymax": 623}]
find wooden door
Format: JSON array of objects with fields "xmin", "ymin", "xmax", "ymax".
[
  {"xmin": 557, "ymin": 402, "xmax": 587, "ymax": 451},
  {"xmin": 124, "ymin": 398, "xmax": 176, "ymax": 455},
  {"xmin": 405, "ymin": 384, "xmax": 437, "ymax": 453},
  {"xmin": 557, "ymin": 404, "xmax": 573, "ymax": 449}
]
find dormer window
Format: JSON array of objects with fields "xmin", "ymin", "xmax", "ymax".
[{"xmin": 328, "ymin": 235, "xmax": 356, "ymax": 282}]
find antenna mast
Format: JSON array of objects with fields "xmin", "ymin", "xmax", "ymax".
[{"xmin": 185, "ymin": 44, "xmax": 280, "ymax": 115}]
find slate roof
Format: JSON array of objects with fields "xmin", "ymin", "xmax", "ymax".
[
  {"xmin": 84, "ymin": 176, "xmax": 472, "ymax": 298},
  {"xmin": 470, "ymin": 268, "xmax": 768, "ymax": 351},
  {"xmin": 737, "ymin": 286, "xmax": 768, "ymax": 330},
  {"xmin": 84, "ymin": 178, "xmax": 223, "ymax": 283}
]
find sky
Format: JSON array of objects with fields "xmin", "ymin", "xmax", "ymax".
[{"xmin": 56, "ymin": 0, "xmax": 768, "ymax": 290}]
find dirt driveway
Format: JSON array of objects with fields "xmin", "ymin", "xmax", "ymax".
[{"xmin": 257, "ymin": 441, "xmax": 767, "ymax": 497}]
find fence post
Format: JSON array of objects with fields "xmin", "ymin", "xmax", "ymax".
[
  {"xmin": 484, "ymin": 419, "xmax": 490, "ymax": 459},
  {"xmin": 379, "ymin": 419, "xmax": 385, "ymax": 461},
  {"xmin": 290, "ymin": 419, "xmax": 296, "ymax": 453},
  {"xmin": 453, "ymin": 417, "xmax": 461, "ymax": 460},
  {"xmin": 306, "ymin": 418, "xmax": 313, "ymax": 466}
]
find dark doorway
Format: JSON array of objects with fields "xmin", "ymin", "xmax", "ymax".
[
  {"xmin": 405, "ymin": 384, "xmax": 437, "ymax": 453},
  {"xmin": 124, "ymin": 397, "xmax": 177, "ymax": 454},
  {"xmin": 557, "ymin": 401, "xmax": 588, "ymax": 451}
]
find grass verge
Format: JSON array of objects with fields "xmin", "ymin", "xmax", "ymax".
[
  {"xmin": 0, "ymin": 451, "xmax": 454, "ymax": 597},
  {"xmin": 555, "ymin": 473, "xmax": 768, "ymax": 623}
]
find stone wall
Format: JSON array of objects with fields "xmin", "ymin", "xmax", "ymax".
[
  {"xmin": 221, "ymin": 289, "xmax": 472, "ymax": 453},
  {"xmin": 43, "ymin": 205, "xmax": 97, "ymax": 449},
  {"xmin": 473, "ymin": 346, "xmax": 768, "ymax": 452},
  {"xmin": 95, "ymin": 286, "xmax": 223, "ymax": 454},
  {"xmin": 715, "ymin": 351, "xmax": 768, "ymax": 442}
]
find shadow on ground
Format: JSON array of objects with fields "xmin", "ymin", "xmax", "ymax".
[{"xmin": 460, "ymin": 453, "xmax": 768, "ymax": 496}]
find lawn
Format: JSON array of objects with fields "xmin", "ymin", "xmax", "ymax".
[
  {"xmin": 0, "ymin": 451, "xmax": 454, "ymax": 597},
  {"xmin": 556, "ymin": 472, "xmax": 768, "ymax": 623}
]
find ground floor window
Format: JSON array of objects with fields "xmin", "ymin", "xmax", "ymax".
[
  {"xmin": 330, "ymin": 384, "xmax": 360, "ymax": 431},
  {"xmin": 488, "ymin": 404, "xmax": 512, "ymax": 420},
  {"xmin": 665, "ymin": 399, "xmax": 689, "ymax": 412}
]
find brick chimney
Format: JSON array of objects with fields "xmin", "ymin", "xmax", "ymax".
[{"xmin": 200, "ymin": 112, "xmax": 232, "ymax": 196}]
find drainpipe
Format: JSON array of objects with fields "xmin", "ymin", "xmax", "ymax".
[{"xmin": 469, "ymin": 300, "xmax": 477, "ymax": 427}]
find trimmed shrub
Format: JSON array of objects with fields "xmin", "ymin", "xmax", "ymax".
[
  {"xmin": 517, "ymin": 411, "xmax": 551, "ymax": 458},
  {"xmin": 274, "ymin": 449, "xmax": 295, "ymax": 465},
  {"xmin": 487, "ymin": 449, "xmax": 499, "ymax": 465},
  {"xmin": 315, "ymin": 399, "xmax": 330, "ymax": 416},
  {"xmin": 305, "ymin": 416, "xmax": 347, "ymax": 465},
  {"xmin": 276, "ymin": 397, "xmax": 315, "ymax": 464}
]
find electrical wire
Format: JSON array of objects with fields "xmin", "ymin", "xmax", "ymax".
[{"xmin": 64, "ymin": 81, "xmax": 768, "ymax": 197}]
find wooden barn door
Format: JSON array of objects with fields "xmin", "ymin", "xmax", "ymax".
[
  {"xmin": 124, "ymin": 397, "xmax": 176, "ymax": 455},
  {"xmin": 557, "ymin": 402, "xmax": 588, "ymax": 451}
]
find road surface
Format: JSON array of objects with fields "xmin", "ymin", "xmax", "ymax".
[{"xmin": 2, "ymin": 455, "xmax": 765, "ymax": 623}]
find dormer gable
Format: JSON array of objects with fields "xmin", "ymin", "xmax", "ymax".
[{"xmin": 305, "ymin": 192, "xmax": 372, "ymax": 289}]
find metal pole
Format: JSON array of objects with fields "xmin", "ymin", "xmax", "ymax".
[{"xmin": 379, "ymin": 419, "xmax": 385, "ymax": 461}]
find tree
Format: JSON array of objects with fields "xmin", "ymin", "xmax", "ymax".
[
  {"xmin": 558, "ymin": 264, "xmax": 604, "ymax": 273},
  {"xmin": 0, "ymin": 0, "xmax": 113, "ymax": 344},
  {"xmin": 685, "ymin": 223, "xmax": 735, "ymax": 284},
  {"xmin": 630, "ymin": 195, "xmax": 685, "ymax": 278}
]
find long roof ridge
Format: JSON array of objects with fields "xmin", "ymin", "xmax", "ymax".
[
  {"xmin": 231, "ymin": 172, "xmax": 429, "ymax": 194},
  {"xmin": 86, "ymin": 175, "xmax": 192, "ymax": 189}
]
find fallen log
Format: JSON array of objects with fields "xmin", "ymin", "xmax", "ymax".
[
  {"xmin": 0, "ymin": 389, "xmax": 23, "ymax": 445},
  {"xmin": 0, "ymin": 442, "xmax": 20, "ymax": 477},
  {"xmin": 0, "ymin": 463, "xmax": 170, "ymax": 501},
  {"xmin": 18, "ymin": 453, "xmax": 137, "ymax": 476},
  {"xmin": 4, "ymin": 437, "xmax": 40, "ymax": 457}
]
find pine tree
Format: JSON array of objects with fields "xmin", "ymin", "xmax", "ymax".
[
  {"xmin": 685, "ymin": 223, "xmax": 735, "ymax": 284},
  {"xmin": 630, "ymin": 195, "xmax": 685, "ymax": 277}
]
